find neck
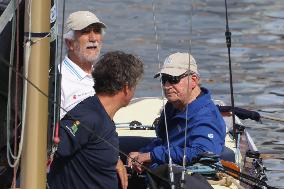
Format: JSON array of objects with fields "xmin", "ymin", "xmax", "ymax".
[
  {"xmin": 174, "ymin": 86, "xmax": 202, "ymax": 111},
  {"xmin": 68, "ymin": 53, "xmax": 93, "ymax": 74},
  {"xmin": 97, "ymin": 93, "xmax": 122, "ymax": 119}
]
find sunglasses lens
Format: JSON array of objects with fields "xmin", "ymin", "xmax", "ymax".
[
  {"xmin": 161, "ymin": 76, "xmax": 168, "ymax": 84},
  {"xmin": 161, "ymin": 75, "xmax": 180, "ymax": 85}
]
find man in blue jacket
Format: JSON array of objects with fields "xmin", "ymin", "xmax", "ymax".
[{"xmin": 128, "ymin": 52, "xmax": 226, "ymax": 172}]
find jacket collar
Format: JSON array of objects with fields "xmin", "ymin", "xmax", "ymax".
[{"xmin": 173, "ymin": 87, "xmax": 212, "ymax": 119}]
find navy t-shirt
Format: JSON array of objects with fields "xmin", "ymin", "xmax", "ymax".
[{"xmin": 48, "ymin": 95, "xmax": 119, "ymax": 189}]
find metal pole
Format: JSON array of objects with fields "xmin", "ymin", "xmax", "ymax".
[{"xmin": 21, "ymin": 0, "xmax": 50, "ymax": 188}]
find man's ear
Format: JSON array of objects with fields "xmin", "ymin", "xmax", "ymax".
[
  {"xmin": 122, "ymin": 85, "xmax": 129, "ymax": 96},
  {"xmin": 65, "ymin": 39, "xmax": 74, "ymax": 51},
  {"xmin": 191, "ymin": 75, "xmax": 199, "ymax": 88}
]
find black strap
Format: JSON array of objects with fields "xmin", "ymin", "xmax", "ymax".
[{"xmin": 217, "ymin": 105, "xmax": 261, "ymax": 122}]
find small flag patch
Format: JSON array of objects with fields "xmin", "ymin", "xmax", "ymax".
[
  {"xmin": 71, "ymin": 120, "xmax": 80, "ymax": 134},
  {"xmin": 66, "ymin": 120, "xmax": 80, "ymax": 136}
]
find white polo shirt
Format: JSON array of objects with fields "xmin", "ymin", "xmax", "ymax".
[{"xmin": 59, "ymin": 56, "xmax": 95, "ymax": 119}]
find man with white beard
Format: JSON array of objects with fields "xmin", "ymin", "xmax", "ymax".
[{"xmin": 59, "ymin": 11, "xmax": 106, "ymax": 119}]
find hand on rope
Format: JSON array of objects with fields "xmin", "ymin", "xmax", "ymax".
[{"xmin": 127, "ymin": 152, "xmax": 152, "ymax": 173}]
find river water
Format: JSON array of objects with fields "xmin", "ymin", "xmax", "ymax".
[{"xmin": 59, "ymin": 0, "xmax": 284, "ymax": 188}]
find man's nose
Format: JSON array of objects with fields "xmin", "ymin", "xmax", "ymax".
[
  {"xmin": 88, "ymin": 31, "xmax": 97, "ymax": 42},
  {"xmin": 163, "ymin": 81, "xmax": 171, "ymax": 89}
]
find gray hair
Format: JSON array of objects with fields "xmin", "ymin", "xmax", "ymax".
[{"xmin": 63, "ymin": 30, "xmax": 75, "ymax": 40}]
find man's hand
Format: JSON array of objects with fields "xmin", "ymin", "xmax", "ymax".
[
  {"xmin": 127, "ymin": 152, "xmax": 151, "ymax": 174},
  {"xmin": 127, "ymin": 152, "xmax": 140, "ymax": 168},
  {"xmin": 116, "ymin": 159, "xmax": 128, "ymax": 189}
]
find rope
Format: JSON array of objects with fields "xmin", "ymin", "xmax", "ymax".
[
  {"xmin": 6, "ymin": 0, "xmax": 16, "ymax": 166},
  {"xmin": 208, "ymin": 173, "xmax": 245, "ymax": 189},
  {"xmin": 205, "ymin": 162, "xmax": 277, "ymax": 189},
  {"xmin": 151, "ymin": 1, "xmax": 175, "ymax": 188},
  {"xmin": 181, "ymin": 0, "xmax": 194, "ymax": 188},
  {"xmin": 12, "ymin": 0, "xmax": 20, "ymax": 185},
  {"xmin": 6, "ymin": 0, "xmax": 25, "ymax": 170},
  {"xmin": 0, "ymin": 0, "xmax": 18, "ymax": 33},
  {"xmin": 261, "ymin": 115, "xmax": 284, "ymax": 122}
]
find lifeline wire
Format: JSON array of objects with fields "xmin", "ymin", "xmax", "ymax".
[
  {"xmin": 181, "ymin": 0, "xmax": 194, "ymax": 188},
  {"xmin": 151, "ymin": 1, "xmax": 175, "ymax": 188}
]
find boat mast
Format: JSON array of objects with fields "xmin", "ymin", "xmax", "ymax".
[{"xmin": 21, "ymin": 0, "xmax": 51, "ymax": 188}]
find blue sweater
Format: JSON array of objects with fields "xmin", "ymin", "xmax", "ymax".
[{"xmin": 140, "ymin": 88, "xmax": 226, "ymax": 166}]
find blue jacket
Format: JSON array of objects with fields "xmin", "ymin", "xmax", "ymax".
[{"xmin": 140, "ymin": 87, "xmax": 226, "ymax": 166}]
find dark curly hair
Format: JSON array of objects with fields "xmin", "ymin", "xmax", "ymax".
[{"xmin": 92, "ymin": 51, "xmax": 144, "ymax": 95}]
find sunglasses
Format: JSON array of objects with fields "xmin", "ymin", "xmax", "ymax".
[
  {"xmin": 161, "ymin": 73, "xmax": 190, "ymax": 85},
  {"xmin": 80, "ymin": 24, "xmax": 103, "ymax": 34}
]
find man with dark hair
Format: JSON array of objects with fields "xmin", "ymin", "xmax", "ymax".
[{"xmin": 48, "ymin": 51, "xmax": 144, "ymax": 189}]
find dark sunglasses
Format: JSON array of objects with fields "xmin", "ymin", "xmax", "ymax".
[
  {"xmin": 80, "ymin": 24, "xmax": 103, "ymax": 34},
  {"xmin": 161, "ymin": 73, "xmax": 190, "ymax": 85}
]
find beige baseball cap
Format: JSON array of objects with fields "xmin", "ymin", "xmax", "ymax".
[
  {"xmin": 65, "ymin": 11, "xmax": 106, "ymax": 33},
  {"xmin": 154, "ymin": 52, "xmax": 199, "ymax": 78}
]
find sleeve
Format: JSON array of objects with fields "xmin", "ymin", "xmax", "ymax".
[
  {"xmin": 139, "ymin": 112, "xmax": 165, "ymax": 153},
  {"xmin": 139, "ymin": 138, "xmax": 162, "ymax": 153},
  {"xmin": 150, "ymin": 120, "xmax": 224, "ymax": 165},
  {"xmin": 55, "ymin": 119, "xmax": 91, "ymax": 157}
]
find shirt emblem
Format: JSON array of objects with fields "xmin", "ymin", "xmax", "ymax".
[
  {"xmin": 208, "ymin": 133, "xmax": 214, "ymax": 139},
  {"xmin": 66, "ymin": 120, "xmax": 80, "ymax": 136}
]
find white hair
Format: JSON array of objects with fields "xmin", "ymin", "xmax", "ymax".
[{"xmin": 63, "ymin": 30, "xmax": 75, "ymax": 40}]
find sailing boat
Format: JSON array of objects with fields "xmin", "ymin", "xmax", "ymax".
[
  {"xmin": 114, "ymin": 98, "xmax": 269, "ymax": 188},
  {"xmin": 0, "ymin": 0, "xmax": 281, "ymax": 189},
  {"xmin": 112, "ymin": 1, "xmax": 273, "ymax": 189}
]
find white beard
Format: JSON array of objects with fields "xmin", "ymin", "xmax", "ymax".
[{"xmin": 73, "ymin": 42, "xmax": 101, "ymax": 64}]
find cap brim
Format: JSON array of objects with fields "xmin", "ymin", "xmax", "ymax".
[
  {"xmin": 154, "ymin": 73, "xmax": 160, "ymax": 78},
  {"xmin": 82, "ymin": 22, "xmax": 107, "ymax": 30},
  {"xmin": 154, "ymin": 68, "xmax": 187, "ymax": 79},
  {"xmin": 72, "ymin": 22, "xmax": 107, "ymax": 31}
]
